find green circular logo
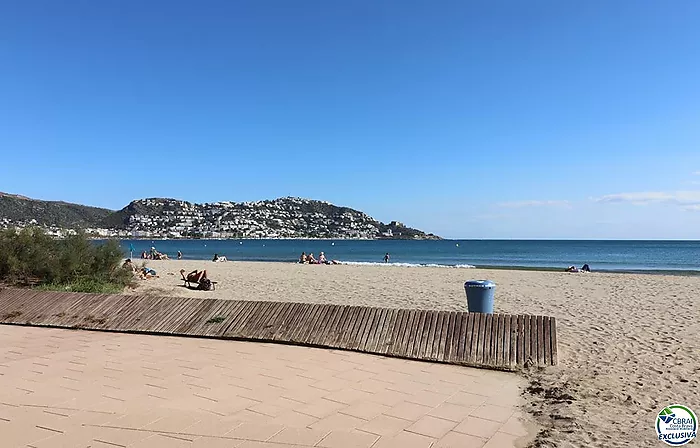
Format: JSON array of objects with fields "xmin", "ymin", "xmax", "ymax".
[{"xmin": 656, "ymin": 405, "xmax": 697, "ymax": 446}]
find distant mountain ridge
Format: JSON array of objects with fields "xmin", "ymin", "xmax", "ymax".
[
  {"xmin": 0, "ymin": 193, "xmax": 440, "ymax": 240},
  {"xmin": 0, "ymin": 192, "xmax": 113, "ymax": 228}
]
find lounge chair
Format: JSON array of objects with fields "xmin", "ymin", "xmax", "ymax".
[{"xmin": 180, "ymin": 269, "xmax": 217, "ymax": 290}]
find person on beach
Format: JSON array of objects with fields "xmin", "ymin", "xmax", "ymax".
[
  {"xmin": 319, "ymin": 252, "xmax": 339, "ymax": 265},
  {"xmin": 384, "ymin": 253, "xmax": 390, "ymax": 263},
  {"xmin": 122, "ymin": 259, "xmax": 136, "ymax": 272},
  {"xmin": 177, "ymin": 251, "xmax": 182, "ymax": 260},
  {"xmin": 307, "ymin": 253, "xmax": 317, "ymax": 264},
  {"xmin": 566, "ymin": 265, "xmax": 579, "ymax": 273},
  {"xmin": 182, "ymin": 269, "xmax": 208, "ymax": 283},
  {"xmin": 299, "ymin": 252, "xmax": 307, "ymax": 263},
  {"xmin": 140, "ymin": 267, "xmax": 158, "ymax": 279},
  {"xmin": 581, "ymin": 264, "xmax": 591, "ymax": 272}
]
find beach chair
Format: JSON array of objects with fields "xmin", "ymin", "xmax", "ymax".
[{"xmin": 180, "ymin": 270, "xmax": 217, "ymax": 290}]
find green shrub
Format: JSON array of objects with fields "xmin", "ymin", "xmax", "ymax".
[{"xmin": 0, "ymin": 227, "xmax": 133, "ymax": 293}]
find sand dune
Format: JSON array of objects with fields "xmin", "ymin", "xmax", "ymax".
[{"xmin": 132, "ymin": 260, "xmax": 700, "ymax": 447}]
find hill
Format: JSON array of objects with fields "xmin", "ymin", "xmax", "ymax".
[
  {"xmin": 0, "ymin": 193, "xmax": 440, "ymax": 240},
  {"xmin": 0, "ymin": 192, "xmax": 113, "ymax": 229},
  {"xmin": 104, "ymin": 197, "xmax": 440, "ymax": 240}
]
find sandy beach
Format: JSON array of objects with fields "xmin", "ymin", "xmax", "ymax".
[{"xmin": 132, "ymin": 260, "xmax": 700, "ymax": 447}]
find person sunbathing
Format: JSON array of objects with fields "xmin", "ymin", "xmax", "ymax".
[
  {"xmin": 181, "ymin": 269, "xmax": 207, "ymax": 283},
  {"xmin": 140, "ymin": 267, "xmax": 158, "ymax": 279},
  {"xmin": 307, "ymin": 253, "xmax": 317, "ymax": 264}
]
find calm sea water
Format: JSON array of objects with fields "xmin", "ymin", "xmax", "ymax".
[{"xmin": 117, "ymin": 239, "xmax": 700, "ymax": 273}]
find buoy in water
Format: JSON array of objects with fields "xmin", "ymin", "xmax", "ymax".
[{"xmin": 456, "ymin": 243, "xmax": 459, "ymax": 247}]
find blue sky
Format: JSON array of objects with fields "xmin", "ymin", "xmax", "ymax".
[{"xmin": 2, "ymin": 1, "xmax": 700, "ymax": 239}]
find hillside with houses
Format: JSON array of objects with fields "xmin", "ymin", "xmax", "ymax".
[{"xmin": 0, "ymin": 194, "xmax": 440, "ymax": 240}]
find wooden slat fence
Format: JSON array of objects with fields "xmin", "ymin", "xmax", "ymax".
[{"xmin": 0, "ymin": 288, "xmax": 557, "ymax": 370}]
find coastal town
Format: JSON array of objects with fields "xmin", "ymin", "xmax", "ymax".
[{"xmin": 0, "ymin": 194, "xmax": 440, "ymax": 240}]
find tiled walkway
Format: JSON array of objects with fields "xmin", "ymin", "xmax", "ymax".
[{"xmin": 0, "ymin": 325, "xmax": 536, "ymax": 448}]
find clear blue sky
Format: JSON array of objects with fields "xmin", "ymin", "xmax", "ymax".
[{"xmin": 2, "ymin": 1, "xmax": 700, "ymax": 239}]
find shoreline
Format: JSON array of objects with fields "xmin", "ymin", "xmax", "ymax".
[
  {"xmin": 473, "ymin": 264, "xmax": 700, "ymax": 276},
  {"xmin": 100, "ymin": 237, "xmax": 440, "ymax": 241},
  {"xmin": 112, "ymin": 237, "xmax": 700, "ymax": 241},
  {"xmin": 132, "ymin": 257, "xmax": 700, "ymax": 276}
]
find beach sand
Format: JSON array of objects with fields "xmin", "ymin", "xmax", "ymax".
[{"xmin": 133, "ymin": 260, "xmax": 700, "ymax": 447}]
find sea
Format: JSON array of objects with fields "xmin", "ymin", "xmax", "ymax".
[{"xmin": 117, "ymin": 239, "xmax": 700, "ymax": 274}]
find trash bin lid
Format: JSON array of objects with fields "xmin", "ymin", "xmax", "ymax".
[{"xmin": 464, "ymin": 280, "xmax": 495, "ymax": 288}]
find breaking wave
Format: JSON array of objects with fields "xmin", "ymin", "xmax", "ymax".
[{"xmin": 338, "ymin": 261, "xmax": 475, "ymax": 268}]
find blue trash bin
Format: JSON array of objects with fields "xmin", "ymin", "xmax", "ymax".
[{"xmin": 464, "ymin": 280, "xmax": 495, "ymax": 313}]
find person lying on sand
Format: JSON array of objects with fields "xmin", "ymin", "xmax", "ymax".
[
  {"xmin": 566, "ymin": 264, "xmax": 591, "ymax": 273},
  {"xmin": 140, "ymin": 267, "xmax": 158, "ymax": 279}
]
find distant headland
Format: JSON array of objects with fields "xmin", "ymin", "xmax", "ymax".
[{"xmin": 0, "ymin": 193, "xmax": 441, "ymax": 240}]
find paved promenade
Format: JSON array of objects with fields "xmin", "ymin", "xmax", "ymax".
[{"xmin": 0, "ymin": 326, "xmax": 536, "ymax": 447}]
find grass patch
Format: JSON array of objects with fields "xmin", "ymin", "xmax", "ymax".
[{"xmin": 206, "ymin": 315, "xmax": 226, "ymax": 324}]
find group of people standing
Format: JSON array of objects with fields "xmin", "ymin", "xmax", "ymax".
[{"xmin": 299, "ymin": 251, "xmax": 339, "ymax": 265}]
